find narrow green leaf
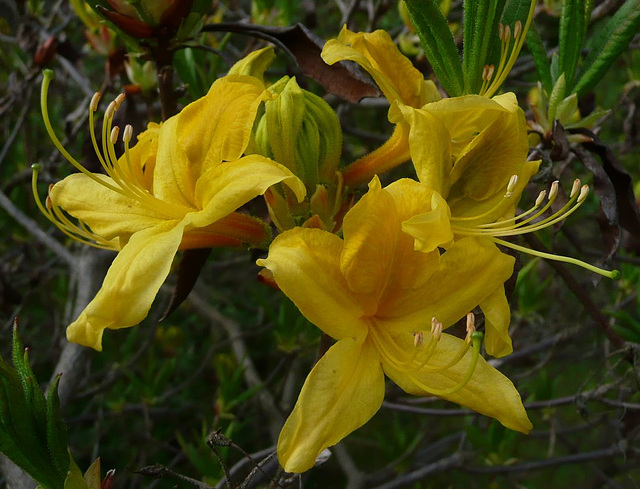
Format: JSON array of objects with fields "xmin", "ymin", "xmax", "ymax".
[
  {"xmin": 463, "ymin": 0, "xmax": 478, "ymax": 81},
  {"xmin": 12, "ymin": 328, "xmax": 48, "ymax": 450},
  {"xmin": 526, "ymin": 22, "xmax": 553, "ymax": 93},
  {"xmin": 46, "ymin": 374, "xmax": 70, "ymax": 482},
  {"xmin": 0, "ymin": 371, "xmax": 60, "ymax": 488},
  {"xmin": 405, "ymin": 0, "xmax": 464, "ymax": 96},
  {"xmin": 574, "ymin": 0, "xmax": 640, "ymax": 97},
  {"xmin": 558, "ymin": 0, "xmax": 586, "ymax": 90},
  {"xmin": 464, "ymin": 0, "xmax": 500, "ymax": 93}
]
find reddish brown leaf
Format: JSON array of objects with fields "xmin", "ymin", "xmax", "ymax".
[{"xmin": 202, "ymin": 23, "xmax": 380, "ymax": 103}]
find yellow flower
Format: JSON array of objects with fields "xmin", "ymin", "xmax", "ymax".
[
  {"xmin": 321, "ymin": 26, "xmax": 441, "ymax": 187},
  {"xmin": 393, "ymin": 92, "xmax": 539, "ymax": 238},
  {"xmin": 34, "ymin": 70, "xmax": 305, "ymax": 351},
  {"xmin": 258, "ymin": 177, "xmax": 532, "ymax": 473}
]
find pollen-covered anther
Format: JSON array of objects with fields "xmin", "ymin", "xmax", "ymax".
[
  {"xmin": 569, "ymin": 178, "xmax": 581, "ymax": 198},
  {"xmin": 482, "ymin": 64, "xmax": 495, "ymax": 81},
  {"xmin": 465, "ymin": 312, "xmax": 476, "ymax": 343},
  {"xmin": 498, "ymin": 23, "xmax": 504, "ymax": 40},
  {"xmin": 535, "ymin": 190, "xmax": 547, "ymax": 207},
  {"xmin": 503, "ymin": 24, "xmax": 512, "ymax": 41},
  {"xmin": 123, "ymin": 124, "xmax": 133, "ymax": 144},
  {"xmin": 114, "ymin": 93, "xmax": 126, "ymax": 110},
  {"xmin": 430, "ymin": 317, "xmax": 443, "ymax": 340},
  {"xmin": 548, "ymin": 180, "xmax": 559, "ymax": 200},
  {"xmin": 45, "ymin": 194, "xmax": 52, "ymax": 209},
  {"xmin": 578, "ymin": 185, "xmax": 589, "ymax": 203},
  {"xmin": 505, "ymin": 174, "xmax": 518, "ymax": 198},
  {"xmin": 514, "ymin": 20, "xmax": 523, "ymax": 39},
  {"xmin": 90, "ymin": 92, "xmax": 102, "ymax": 112},
  {"xmin": 413, "ymin": 331, "xmax": 424, "ymax": 348},
  {"xmin": 110, "ymin": 126, "xmax": 120, "ymax": 145},
  {"xmin": 105, "ymin": 101, "xmax": 116, "ymax": 120}
]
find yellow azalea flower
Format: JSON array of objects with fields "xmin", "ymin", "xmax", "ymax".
[
  {"xmin": 258, "ymin": 177, "xmax": 532, "ymax": 473},
  {"xmin": 34, "ymin": 70, "xmax": 305, "ymax": 351},
  {"xmin": 393, "ymin": 92, "xmax": 539, "ymax": 234},
  {"xmin": 393, "ymin": 93, "xmax": 617, "ymax": 357},
  {"xmin": 321, "ymin": 26, "xmax": 441, "ymax": 187}
]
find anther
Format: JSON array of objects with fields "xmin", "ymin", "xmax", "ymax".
[
  {"xmin": 514, "ymin": 20, "xmax": 522, "ymax": 39},
  {"xmin": 505, "ymin": 175, "xmax": 518, "ymax": 197},
  {"xmin": 110, "ymin": 126, "xmax": 120, "ymax": 145},
  {"xmin": 45, "ymin": 195, "xmax": 52, "ymax": 209},
  {"xmin": 114, "ymin": 93, "xmax": 126, "ymax": 110},
  {"xmin": 498, "ymin": 23, "xmax": 504, "ymax": 40},
  {"xmin": 485, "ymin": 65, "xmax": 495, "ymax": 81},
  {"xmin": 105, "ymin": 101, "xmax": 116, "ymax": 120},
  {"xmin": 569, "ymin": 178, "xmax": 581, "ymax": 199},
  {"xmin": 503, "ymin": 25, "xmax": 511, "ymax": 41},
  {"xmin": 123, "ymin": 124, "xmax": 133, "ymax": 144},
  {"xmin": 535, "ymin": 190, "xmax": 547, "ymax": 207},
  {"xmin": 578, "ymin": 185, "xmax": 589, "ymax": 203},
  {"xmin": 413, "ymin": 331, "xmax": 424, "ymax": 348},
  {"xmin": 548, "ymin": 180, "xmax": 559, "ymax": 200},
  {"xmin": 431, "ymin": 318, "xmax": 443, "ymax": 341},
  {"xmin": 465, "ymin": 312, "xmax": 476, "ymax": 343},
  {"xmin": 90, "ymin": 92, "xmax": 102, "ymax": 112}
]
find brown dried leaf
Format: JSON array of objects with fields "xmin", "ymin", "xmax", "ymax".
[{"xmin": 202, "ymin": 23, "xmax": 380, "ymax": 103}]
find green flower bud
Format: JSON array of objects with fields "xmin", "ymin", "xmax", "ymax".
[{"xmin": 256, "ymin": 76, "xmax": 342, "ymax": 194}]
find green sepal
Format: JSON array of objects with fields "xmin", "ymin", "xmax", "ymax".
[
  {"xmin": 63, "ymin": 454, "xmax": 89, "ymax": 489},
  {"xmin": 573, "ymin": 0, "xmax": 640, "ymax": 97},
  {"xmin": 547, "ymin": 73, "xmax": 567, "ymax": 122},
  {"xmin": 526, "ymin": 21, "xmax": 553, "ymax": 93},
  {"xmin": 404, "ymin": 0, "xmax": 464, "ymax": 96}
]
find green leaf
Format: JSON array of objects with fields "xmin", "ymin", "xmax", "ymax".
[
  {"xmin": 526, "ymin": 22, "xmax": 553, "ymax": 93},
  {"xmin": 574, "ymin": 0, "xmax": 640, "ymax": 97},
  {"xmin": 463, "ymin": 0, "xmax": 502, "ymax": 93},
  {"xmin": 404, "ymin": 0, "xmax": 464, "ymax": 96},
  {"xmin": 46, "ymin": 374, "xmax": 70, "ymax": 481},
  {"xmin": 558, "ymin": 0, "xmax": 586, "ymax": 90}
]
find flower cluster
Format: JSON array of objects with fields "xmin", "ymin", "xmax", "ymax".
[{"xmin": 34, "ymin": 23, "xmax": 618, "ymax": 477}]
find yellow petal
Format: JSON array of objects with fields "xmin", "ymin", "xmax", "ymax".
[
  {"xmin": 384, "ymin": 333, "xmax": 532, "ymax": 433},
  {"xmin": 227, "ymin": 46, "xmax": 276, "ymax": 80},
  {"xmin": 480, "ymin": 286, "xmax": 512, "ymax": 358},
  {"xmin": 322, "ymin": 26, "xmax": 437, "ymax": 108},
  {"xmin": 257, "ymin": 228, "xmax": 368, "ymax": 341},
  {"xmin": 389, "ymin": 103, "xmax": 450, "ymax": 195},
  {"xmin": 447, "ymin": 104, "xmax": 529, "ymax": 201},
  {"xmin": 153, "ymin": 75, "xmax": 271, "ymax": 207},
  {"xmin": 66, "ymin": 221, "xmax": 185, "ymax": 350},
  {"xmin": 340, "ymin": 178, "xmax": 443, "ymax": 308},
  {"xmin": 277, "ymin": 337, "xmax": 385, "ymax": 473},
  {"xmin": 49, "ymin": 173, "xmax": 181, "ymax": 240},
  {"xmin": 379, "ymin": 237, "xmax": 514, "ymax": 331},
  {"xmin": 191, "ymin": 155, "xmax": 305, "ymax": 228},
  {"xmin": 399, "ymin": 191, "xmax": 453, "ymax": 253}
]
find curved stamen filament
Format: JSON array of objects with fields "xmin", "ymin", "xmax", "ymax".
[
  {"xmin": 408, "ymin": 332, "xmax": 484, "ymax": 397},
  {"xmin": 493, "ymin": 237, "xmax": 620, "ymax": 279},
  {"xmin": 451, "ymin": 175, "xmax": 520, "ymax": 223},
  {"xmin": 452, "ymin": 180, "xmax": 588, "ymax": 238},
  {"xmin": 31, "ymin": 165, "xmax": 116, "ymax": 250},
  {"xmin": 41, "ymin": 70, "xmax": 123, "ymax": 195}
]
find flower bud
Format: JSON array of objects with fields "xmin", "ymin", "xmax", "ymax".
[{"xmin": 255, "ymin": 76, "xmax": 342, "ymax": 195}]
